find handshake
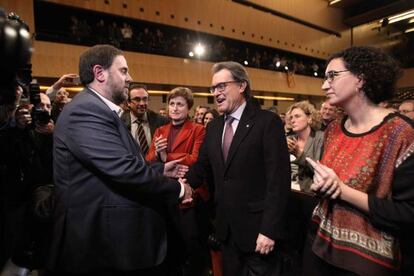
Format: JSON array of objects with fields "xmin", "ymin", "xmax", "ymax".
[{"xmin": 163, "ymin": 158, "xmax": 194, "ymax": 204}]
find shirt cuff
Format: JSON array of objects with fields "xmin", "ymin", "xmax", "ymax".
[{"xmin": 179, "ymin": 181, "xmax": 185, "ymax": 198}]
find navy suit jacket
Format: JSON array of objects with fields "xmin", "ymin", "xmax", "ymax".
[
  {"xmin": 48, "ymin": 88, "xmax": 180, "ymax": 273},
  {"xmin": 187, "ymin": 101, "xmax": 291, "ymax": 251}
]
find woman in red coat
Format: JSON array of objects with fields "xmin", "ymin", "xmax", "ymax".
[
  {"xmin": 146, "ymin": 87, "xmax": 205, "ymax": 167},
  {"xmin": 146, "ymin": 87, "xmax": 210, "ymax": 276}
]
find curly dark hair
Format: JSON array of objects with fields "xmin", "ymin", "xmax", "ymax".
[{"xmin": 327, "ymin": 46, "xmax": 402, "ymax": 104}]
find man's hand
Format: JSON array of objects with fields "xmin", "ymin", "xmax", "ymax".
[
  {"xmin": 179, "ymin": 178, "xmax": 193, "ymax": 204},
  {"xmin": 163, "ymin": 158, "xmax": 189, "ymax": 178},
  {"xmin": 35, "ymin": 121, "xmax": 54, "ymax": 134},
  {"xmin": 53, "ymin": 73, "xmax": 79, "ymax": 90},
  {"xmin": 15, "ymin": 107, "xmax": 32, "ymax": 129},
  {"xmin": 255, "ymin": 233, "xmax": 275, "ymax": 255}
]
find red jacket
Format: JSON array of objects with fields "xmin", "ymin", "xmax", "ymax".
[
  {"xmin": 146, "ymin": 120, "xmax": 205, "ymax": 166},
  {"xmin": 146, "ymin": 120, "xmax": 209, "ymax": 204}
]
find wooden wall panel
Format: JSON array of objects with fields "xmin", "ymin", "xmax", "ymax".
[
  {"xmin": 44, "ymin": 0, "xmax": 351, "ymax": 59},
  {"xmin": 249, "ymin": 0, "xmax": 346, "ymax": 31},
  {"xmin": 398, "ymin": 68, "xmax": 414, "ymax": 88},
  {"xmin": 31, "ymin": 41, "xmax": 325, "ymax": 96}
]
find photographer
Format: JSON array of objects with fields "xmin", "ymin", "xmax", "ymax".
[
  {"xmin": 1, "ymin": 91, "xmax": 55, "ymax": 275},
  {"xmin": 46, "ymin": 74, "xmax": 77, "ymax": 122}
]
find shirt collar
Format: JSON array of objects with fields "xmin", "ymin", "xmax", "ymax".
[
  {"xmin": 227, "ymin": 101, "xmax": 246, "ymax": 121},
  {"xmin": 131, "ymin": 111, "xmax": 148, "ymax": 123},
  {"xmin": 88, "ymin": 87, "xmax": 123, "ymax": 117}
]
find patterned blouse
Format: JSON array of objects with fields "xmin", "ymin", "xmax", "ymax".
[{"xmin": 311, "ymin": 113, "xmax": 414, "ymax": 275}]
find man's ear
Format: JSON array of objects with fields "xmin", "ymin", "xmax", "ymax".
[
  {"xmin": 93, "ymin": 65, "xmax": 106, "ymax": 83},
  {"xmin": 239, "ymin": 81, "xmax": 247, "ymax": 94}
]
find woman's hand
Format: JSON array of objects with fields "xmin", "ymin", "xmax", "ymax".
[
  {"xmin": 287, "ymin": 136, "xmax": 301, "ymax": 157},
  {"xmin": 306, "ymin": 157, "xmax": 343, "ymax": 200},
  {"xmin": 154, "ymin": 135, "xmax": 168, "ymax": 162}
]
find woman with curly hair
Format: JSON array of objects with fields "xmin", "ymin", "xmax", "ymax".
[
  {"xmin": 304, "ymin": 46, "xmax": 414, "ymax": 275},
  {"xmin": 286, "ymin": 100, "xmax": 324, "ymax": 192}
]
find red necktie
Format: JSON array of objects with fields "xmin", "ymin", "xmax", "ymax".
[{"xmin": 222, "ymin": 116, "xmax": 234, "ymax": 161}]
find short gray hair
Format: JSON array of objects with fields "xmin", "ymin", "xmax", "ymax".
[{"xmin": 212, "ymin": 61, "xmax": 251, "ymax": 99}]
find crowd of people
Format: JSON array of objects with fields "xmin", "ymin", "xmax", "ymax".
[
  {"xmin": 1, "ymin": 44, "xmax": 414, "ymax": 276},
  {"xmin": 34, "ymin": 1, "xmax": 326, "ymax": 78}
]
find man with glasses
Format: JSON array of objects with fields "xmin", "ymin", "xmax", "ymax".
[
  {"xmin": 399, "ymin": 99, "xmax": 414, "ymax": 120},
  {"xmin": 186, "ymin": 61, "xmax": 290, "ymax": 275},
  {"xmin": 121, "ymin": 83, "xmax": 169, "ymax": 156}
]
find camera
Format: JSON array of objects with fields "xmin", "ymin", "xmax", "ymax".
[
  {"xmin": 0, "ymin": 8, "xmax": 33, "ymax": 106},
  {"xmin": 29, "ymin": 83, "xmax": 51, "ymax": 125}
]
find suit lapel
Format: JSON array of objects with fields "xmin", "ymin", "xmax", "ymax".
[
  {"xmin": 171, "ymin": 121, "xmax": 192, "ymax": 151},
  {"xmin": 302, "ymin": 130, "xmax": 315, "ymax": 157},
  {"xmin": 225, "ymin": 103, "xmax": 256, "ymax": 171}
]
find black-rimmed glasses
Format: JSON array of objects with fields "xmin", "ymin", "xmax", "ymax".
[
  {"xmin": 130, "ymin": 96, "xmax": 149, "ymax": 103},
  {"xmin": 209, "ymin": 80, "xmax": 240, "ymax": 94},
  {"xmin": 324, "ymin": 70, "xmax": 349, "ymax": 83}
]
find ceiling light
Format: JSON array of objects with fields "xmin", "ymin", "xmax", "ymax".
[
  {"xmin": 380, "ymin": 9, "xmax": 414, "ymax": 24},
  {"xmin": 329, "ymin": 0, "xmax": 341, "ymax": 5},
  {"xmin": 405, "ymin": 27, "xmax": 414, "ymax": 33},
  {"xmin": 194, "ymin": 43, "xmax": 205, "ymax": 56},
  {"xmin": 254, "ymin": 95, "xmax": 295, "ymax": 101}
]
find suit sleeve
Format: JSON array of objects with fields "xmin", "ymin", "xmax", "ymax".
[
  {"xmin": 62, "ymin": 103, "xmax": 180, "ymax": 198},
  {"xmin": 166, "ymin": 126, "xmax": 206, "ymax": 166},
  {"xmin": 368, "ymin": 152, "xmax": 414, "ymax": 233},
  {"xmin": 186, "ymin": 124, "xmax": 213, "ymax": 188},
  {"xmin": 261, "ymin": 114, "xmax": 291, "ymax": 240}
]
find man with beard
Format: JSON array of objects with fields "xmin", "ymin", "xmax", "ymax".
[
  {"xmin": 121, "ymin": 83, "xmax": 169, "ymax": 156},
  {"xmin": 48, "ymin": 45, "xmax": 193, "ymax": 275}
]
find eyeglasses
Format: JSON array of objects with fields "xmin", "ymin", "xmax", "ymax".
[
  {"xmin": 399, "ymin": 109, "xmax": 414, "ymax": 114},
  {"xmin": 323, "ymin": 70, "xmax": 349, "ymax": 83},
  {"xmin": 209, "ymin": 80, "xmax": 240, "ymax": 94},
  {"xmin": 130, "ymin": 96, "xmax": 148, "ymax": 103}
]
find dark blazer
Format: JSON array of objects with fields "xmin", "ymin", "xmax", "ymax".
[
  {"xmin": 49, "ymin": 88, "xmax": 181, "ymax": 273},
  {"xmin": 121, "ymin": 109, "xmax": 169, "ymax": 139},
  {"xmin": 292, "ymin": 130, "xmax": 324, "ymax": 193},
  {"xmin": 186, "ymin": 101, "xmax": 291, "ymax": 251}
]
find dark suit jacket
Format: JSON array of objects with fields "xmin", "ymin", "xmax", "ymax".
[
  {"xmin": 49, "ymin": 88, "xmax": 181, "ymax": 273},
  {"xmin": 186, "ymin": 101, "xmax": 291, "ymax": 252},
  {"xmin": 145, "ymin": 120, "xmax": 206, "ymax": 166},
  {"xmin": 121, "ymin": 109, "xmax": 169, "ymax": 140}
]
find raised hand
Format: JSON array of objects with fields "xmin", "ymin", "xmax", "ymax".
[
  {"xmin": 163, "ymin": 158, "xmax": 189, "ymax": 178},
  {"xmin": 306, "ymin": 157, "xmax": 342, "ymax": 199},
  {"xmin": 286, "ymin": 136, "xmax": 300, "ymax": 156},
  {"xmin": 154, "ymin": 135, "xmax": 168, "ymax": 162}
]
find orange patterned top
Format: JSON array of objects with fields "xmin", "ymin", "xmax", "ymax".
[{"xmin": 312, "ymin": 113, "xmax": 414, "ymax": 275}]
